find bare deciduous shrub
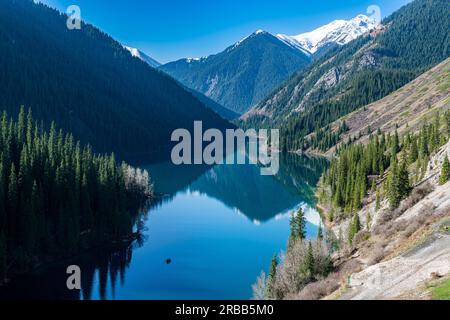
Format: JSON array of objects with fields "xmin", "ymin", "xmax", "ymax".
[
  {"xmin": 374, "ymin": 220, "xmax": 395, "ymax": 237},
  {"xmin": 402, "ymin": 218, "xmax": 423, "ymax": 239},
  {"xmin": 398, "ymin": 203, "xmax": 438, "ymax": 240},
  {"xmin": 421, "ymin": 202, "xmax": 435, "ymax": 216},
  {"xmin": 338, "ymin": 258, "xmax": 362, "ymax": 275},
  {"xmin": 252, "ymin": 271, "xmax": 267, "ymax": 300},
  {"xmin": 367, "ymin": 243, "xmax": 385, "ymax": 266},
  {"xmin": 376, "ymin": 183, "xmax": 434, "ymax": 229},
  {"xmin": 392, "ymin": 183, "xmax": 434, "ymax": 219},
  {"xmin": 291, "ymin": 258, "xmax": 361, "ymax": 300},
  {"xmin": 295, "ymin": 274, "xmax": 341, "ymax": 300},
  {"xmin": 352, "ymin": 230, "xmax": 370, "ymax": 246}
]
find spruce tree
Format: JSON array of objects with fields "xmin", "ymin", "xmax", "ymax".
[
  {"xmin": 387, "ymin": 158, "xmax": 400, "ymax": 209},
  {"xmin": 289, "ymin": 208, "xmax": 306, "ymax": 243},
  {"xmin": 439, "ymin": 156, "xmax": 450, "ymax": 185},
  {"xmin": 398, "ymin": 158, "xmax": 411, "ymax": 199},
  {"xmin": 409, "ymin": 138, "xmax": 418, "ymax": 164},
  {"xmin": 7, "ymin": 164, "xmax": 18, "ymax": 216},
  {"xmin": 266, "ymin": 255, "xmax": 278, "ymax": 299},
  {"xmin": 302, "ymin": 241, "xmax": 315, "ymax": 281},
  {"xmin": 348, "ymin": 213, "xmax": 361, "ymax": 245}
]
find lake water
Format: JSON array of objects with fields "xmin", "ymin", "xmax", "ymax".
[{"xmin": 0, "ymin": 154, "xmax": 327, "ymax": 300}]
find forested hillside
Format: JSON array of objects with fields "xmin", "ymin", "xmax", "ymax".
[
  {"xmin": 0, "ymin": 0, "xmax": 231, "ymax": 161},
  {"xmin": 0, "ymin": 108, "xmax": 151, "ymax": 284},
  {"xmin": 242, "ymin": 0, "xmax": 450, "ymax": 152}
]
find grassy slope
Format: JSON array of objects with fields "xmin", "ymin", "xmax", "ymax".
[{"xmin": 431, "ymin": 278, "xmax": 450, "ymax": 300}]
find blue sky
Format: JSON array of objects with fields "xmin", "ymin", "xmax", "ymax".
[{"xmin": 39, "ymin": 0, "xmax": 411, "ymax": 63}]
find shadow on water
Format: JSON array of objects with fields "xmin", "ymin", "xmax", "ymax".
[
  {"xmin": 0, "ymin": 244, "xmax": 135, "ymax": 300},
  {"xmin": 187, "ymin": 154, "xmax": 328, "ymax": 222},
  {"xmin": 0, "ymin": 153, "xmax": 328, "ymax": 300}
]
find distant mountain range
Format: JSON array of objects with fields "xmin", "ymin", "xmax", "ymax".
[
  {"xmin": 0, "ymin": 0, "xmax": 232, "ymax": 162},
  {"xmin": 158, "ymin": 14, "xmax": 378, "ymax": 114}
]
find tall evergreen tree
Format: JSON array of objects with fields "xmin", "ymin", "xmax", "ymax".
[
  {"xmin": 439, "ymin": 156, "xmax": 450, "ymax": 185},
  {"xmin": 348, "ymin": 213, "xmax": 361, "ymax": 245},
  {"xmin": 387, "ymin": 157, "xmax": 400, "ymax": 209},
  {"xmin": 301, "ymin": 241, "xmax": 315, "ymax": 281},
  {"xmin": 289, "ymin": 208, "xmax": 306, "ymax": 244},
  {"xmin": 375, "ymin": 187, "xmax": 381, "ymax": 211},
  {"xmin": 398, "ymin": 158, "xmax": 411, "ymax": 199},
  {"xmin": 266, "ymin": 255, "xmax": 278, "ymax": 299}
]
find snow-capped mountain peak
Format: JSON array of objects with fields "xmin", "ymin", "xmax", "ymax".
[
  {"xmin": 276, "ymin": 14, "xmax": 378, "ymax": 55},
  {"xmin": 124, "ymin": 46, "xmax": 161, "ymax": 68},
  {"xmin": 230, "ymin": 29, "xmax": 270, "ymax": 51}
]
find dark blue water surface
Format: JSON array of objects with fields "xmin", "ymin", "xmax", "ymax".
[{"xmin": 0, "ymin": 154, "xmax": 327, "ymax": 300}]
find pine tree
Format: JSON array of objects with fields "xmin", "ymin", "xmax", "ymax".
[
  {"xmin": 409, "ymin": 138, "xmax": 418, "ymax": 164},
  {"xmin": 302, "ymin": 241, "xmax": 315, "ymax": 281},
  {"xmin": 387, "ymin": 158, "xmax": 400, "ymax": 209},
  {"xmin": 398, "ymin": 158, "xmax": 411, "ymax": 199},
  {"xmin": 7, "ymin": 164, "xmax": 18, "ymax": 216},
  {"xmin": 439, "ymin": 156, "xmax": 450, "ymax": 185},
  {"xmin": 391, "ymin": 130, "xmax": 400, "ymax": 156},
  {"xmin": 266, "ymin": 255, "xmax": 278, "ymax": 299},
  {"xmin": 289, "ymin": 208, "xmax": 306, "ymax": 244},
  {"xmin": 348, "ymin": 213, "xmax": 361, "ymax": 245},
  {"xmin": 375, "ymin": 187, "xmax": 381, "ymax": 211}
]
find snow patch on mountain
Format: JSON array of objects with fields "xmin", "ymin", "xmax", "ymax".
[
  {"xmin": 277, "ymin": 14, "xmax": 378, "ymax": 54},
  {"xmin": 124, "ymin": 46, "xmax": 161, "ymax": 68}
]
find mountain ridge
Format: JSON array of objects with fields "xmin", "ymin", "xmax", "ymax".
[
  {"xmin": 159, "ymin": 30, "xmax": 311, "ymax": 114},
  {"xmin": 276, "ymin": 14, "xmax": 378, "ymax": 55}
]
